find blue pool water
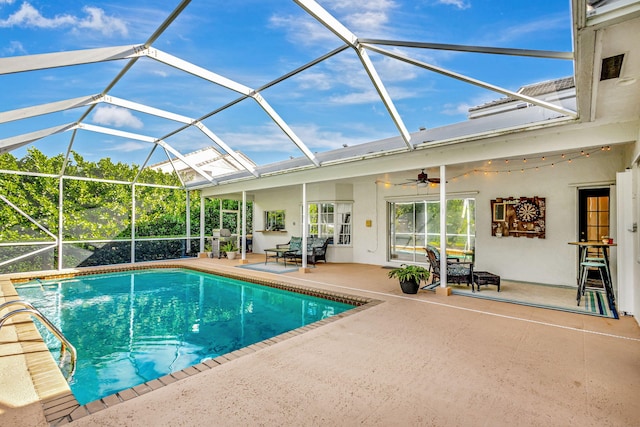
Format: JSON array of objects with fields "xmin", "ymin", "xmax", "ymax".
[{"xmin": 16, "ymin": 268, "xmax": 353, "ymax": 405}]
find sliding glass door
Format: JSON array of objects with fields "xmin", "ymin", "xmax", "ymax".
[{"xmin": 389, "ymin": 198, "xmax": 476, "ymax": 263}]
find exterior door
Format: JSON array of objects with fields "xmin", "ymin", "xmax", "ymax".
[
  {"xmin": 578, "ymin": 188, "xmax": 610, "ymax": 243},
  {"xmin": 578, "ymin": 188, "xmax": 610, "ymax": 282}
]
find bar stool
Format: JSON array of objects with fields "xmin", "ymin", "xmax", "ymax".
[
  {"xmin": 585, "ymin": 255, "xmax": 615, "ymax": 304},
  {"xmin": 577, "ymin": 259, "xmax": 610, "ymax": 306},
  {"xmin": 585, "ymin": 256, "xmax": 610, "ymax": 282}
]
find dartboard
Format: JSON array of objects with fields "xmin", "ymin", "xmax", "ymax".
[{"xmin": 515, "ymin": 201, "xmax": 540, "ymax": 222}]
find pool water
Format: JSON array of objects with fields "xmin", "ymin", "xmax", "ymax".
[{"xmin": 16, "ymin": 268, "xmax": 353, "ymax": 405}]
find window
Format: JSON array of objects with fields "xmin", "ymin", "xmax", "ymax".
[
  {"xmin": 388, "ymin": 198, "xmax": 475, "ymax": 263},
  {"xmin": 264, "ymin": 210, "xmax": 285, "ymax": 231},
  {"xmin": 306, "ymin": 202, "xmax": 352, "ymax": 246}
]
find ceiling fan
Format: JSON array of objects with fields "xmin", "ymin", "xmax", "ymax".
[{"xmin": 407, "ymin": 169, "xmax": 441, "ymax": 186}]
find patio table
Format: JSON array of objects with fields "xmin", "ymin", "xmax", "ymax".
[{"xmin": 264, "ymin": 248, "xmax": 291, "ymax": 266}]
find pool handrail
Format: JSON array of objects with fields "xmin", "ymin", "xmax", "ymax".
[{"xmin": 0, "ymin": 299, "xmax": 77, "ymax": 378}]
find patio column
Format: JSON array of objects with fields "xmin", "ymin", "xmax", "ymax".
[
  {"xmin": 199, "ymin": 193, "xmax": 205, "ymax": 253},
  {"xmin": 186, "ymin": 190, "xmax": 190, "ymax": 256},
  {"xmin": 131, "ymin": 184, "xmax": 136, "ymax": 264},
  {"xmin": 57, "ymin": 177, "xmax": 63, "ymax": 270},
  {"xmin": 437, "ymin": 164, "xmax": 451, "ymax": 296},
  {"xmin": 301, "ymin": 183, "xmax": 310, "ymax": 272},
  {"xmin": 240, "ymin": 190, "xmax": 248, "ymax": 264}
]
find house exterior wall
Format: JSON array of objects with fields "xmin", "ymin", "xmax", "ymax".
[
  {"xmin": 358, "ymin": 151, "xmax": 626, "ymax": 286},
  {"xmin": 250, "ymin": 182, "xmax": 355, "ymax": 263}
]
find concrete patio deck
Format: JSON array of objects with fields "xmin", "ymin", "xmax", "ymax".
[{"xmin": 2, "ymin": 255, "xmax": 639, "ymax": 426}]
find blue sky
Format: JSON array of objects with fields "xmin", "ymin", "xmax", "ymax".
[{"xmin": 0, "ymin": 0, "xmax": 574, "ymax": 169}]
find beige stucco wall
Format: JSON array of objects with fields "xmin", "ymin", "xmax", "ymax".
[{"xmin": 355, "ymin": 147, "xmax": 627, "ymax": 286}]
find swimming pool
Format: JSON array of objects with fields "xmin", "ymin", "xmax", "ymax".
[{"xmin": 16, "ymin": 267, "xmax": 355, "ymax": 405}]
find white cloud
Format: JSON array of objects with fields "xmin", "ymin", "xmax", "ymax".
[
  {"xmin": 0, "ymin": 2, "xmax": 127, "ymax": 37},
  {"xmin": 220, "ymin": 122, "xmax": 371, "ymax": 156},
  {"xmin": 437, "ymin": 0, "xmax": 471, "ymax": 10},
  {"xmin": 105, "ymin": 141, "xmax": 149, "ymax": 152},
  {"xmin": 2, "ymin": 40, "xmax": 25, "ymax": 55},
  {"xmin": 294, "ymin": 72, "xmax": 334, "ymax": 91},
  {"xmin": 0, "ymin": 2, "xmax": 75, "ymax": 28},
  {"xmin": 269, "ymin": 14, "xmax": 337, "ymax": 45},
  {"xmin": 493, "ymin": 15, "xmax": 567, "ymax": 44},
  {"xmin": 76, "ymin": 6, "xmax": 128, "ymax": 37},
  {"xmin": 270, "ymin": 0, "xmax": 398, "ymax": 46},
  {"xmin": 152, "ymin": 69, "xmax": 169, "ymax": 78},
  {"xmin": 92, "ymin": 106, "xmax": 143, "ymax": 129}
]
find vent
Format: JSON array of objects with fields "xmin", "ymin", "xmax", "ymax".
[{"xmin": 600, "ymin": 54, "xmax": 624, "ymax": 80}]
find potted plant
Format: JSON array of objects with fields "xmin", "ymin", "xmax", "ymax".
[
  {"xmin": 221, "ymin": 241, "xmax": 238, "ymax": 260},
  {"xmin": 387, "ymin": 264, "xmax": 430, "ymax": 294}
]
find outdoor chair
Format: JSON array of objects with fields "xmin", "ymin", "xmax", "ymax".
[
  {"xmin": 284, "ymin": 237, "xmax": 329, "ymax": 266},
  {"xmin": 277, "ymin": 236, "xmax": 302, "ymax": 252},
  {"xmin": 425, "ymin": 246, "xmax": 473, "ymax": 288}
]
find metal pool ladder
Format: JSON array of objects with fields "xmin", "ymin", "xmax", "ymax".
[{"xmin": 0, "ymin": 299, "xmax": 77, "ymax": 379}]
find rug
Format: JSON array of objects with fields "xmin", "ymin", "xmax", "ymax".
[
  {"xmin": 236, "ymin": 262, "xmax": 299, "ymax": 274},
  {"xmin": 584, "ymin": 290, "xmax": 618, "ymax": 318},
  {"xmin": 421, "ymin": 281, "xmax": 618, "ymax": 319}
]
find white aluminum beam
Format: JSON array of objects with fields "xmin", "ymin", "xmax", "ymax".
[
  {"xmin": 74, "ymin": 123, "xmax": 215, "ymax": 183},
  {"xmin": 148, "ymin": 48, "xmax": 254, "ymax": 95},
  {"xmin": 251, "ymin": 92, "xmax": 320, "ymax": 166},
  {"xmin": 0, "ymin": 46, "xmax": 141, "ymax": 75},
  {"xmin": 0, "ymin": 195, "xmax": 58, "ymax": 241},
  {"xmin": 294, "ymin": 0, "xmax": 412, "ymax": 149},
  {"xmin": 364, "ymin": 43, "xmax": 579, "ymax": 119},
  {"xmin": 294, "ymin": 0, "xmax": 358, "ymax": 45},
  {"xmin": 357, "ymin": 46, "xmax": 413, "ymax": 149},
  {"xmin": 144, "ymin": 48, "xmax": 320, "ymax": 166},
  {"xmin": 359, "ymin": 39, "xmax": 574, "ymax": 60},
  {"xmin": 0, "ymin": 123, "xmax": 76, "ymax": 153},
  {"xmin": 0, "ymin": 95, "xmax": 100, "ymax": 124},
  {"xmin": 102, "ymin": 95, "xmax": 259, "ymax": 176},
  {"xmin": 193, "ymin": 123, "xmax": 259, "ymax": 175},
  {"xmin": 102, "ymin": 95, "xmax": 194, "ymax": 124}
]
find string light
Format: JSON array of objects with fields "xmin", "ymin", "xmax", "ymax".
[{"xmin": 445, "ymin": 147, "xmax": 611, "ymax": 181}]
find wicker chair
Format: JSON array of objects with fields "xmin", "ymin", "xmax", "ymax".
[
  {"xmin": 425, "ymin": 246, "xmax": 474, "ymax": 288},
  {"xmin": 284, "ymin": 237, "xmax": 329, "ymax": 266}
]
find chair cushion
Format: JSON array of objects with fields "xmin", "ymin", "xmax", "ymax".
[
  {"xmin": 448, "ymin": 263, "xmax": 471, "ymax": 276},
  {"xmin": 289, "ymin": 236, "xmax": 302, "ymax": 251},
  {"xmin": 311, "ymin": 237, "xmax": 326, "ymax": 248},
  {"xmin": 426, "ymin": 245, "xmax": 440, "ymax": 261}
]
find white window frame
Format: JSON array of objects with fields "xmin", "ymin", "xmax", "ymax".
[{"xmin": 305, "ymin": 201, "xmax": 352, "ymax": 246}]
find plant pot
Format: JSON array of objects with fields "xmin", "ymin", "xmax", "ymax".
[
  {"xmin": 400, "ymin": 279, "xmax": 419, "ymax": 294},
  {"xmin": 226, "ymin": 251, "xmax": 237, "ymax": 260}
]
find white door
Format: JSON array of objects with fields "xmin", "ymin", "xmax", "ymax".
[{"xmin": 616, "ymin": 170, "xmax": 635, "ymax": 315}]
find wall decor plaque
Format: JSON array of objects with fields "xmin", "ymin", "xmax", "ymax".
[{"xmin": 491, "ymin": 196, "xmax": 545, "ymax": 239}]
